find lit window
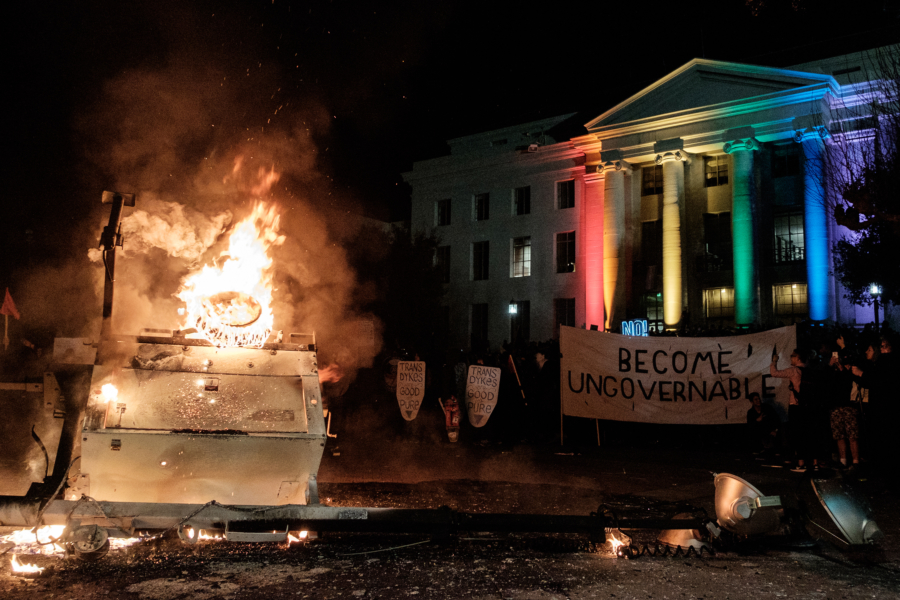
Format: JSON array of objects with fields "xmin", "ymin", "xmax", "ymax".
[
  {"xmin": 704, "ymin": 156, "xmax": 729, "ymax": 187},
  {"xmin": 512, "ymin": 237, "xmax": 531, "ymax": 277},
  {"xmin": 774, "ymin": 284, "xmax": 809, "ymax": 324},
  {"xmin": 773, "ymin": 213, "xmax": 804, "ymax": 263},
  {"xmin": 556, "ymin": 231, "xmax": 576, "ymax": 273},
  {"xmin": 472, "ymin": 241, "xmax": 489, "ymax": 280},
  {"xmin": 557, "ymin": 180, "xmax": 575, "ymax": 209},
  {"xmin": 644, "ymin": 293, "xmax": 664, "ymax": 333},
  {"xmin": 474, "ymin": 193, "xmax": 490, "ymax": 221},
  {"xmin": 704, "ymin": 288, "xmax": 735, "ymax": 324},
  {"xmin": 436, "ymin": 199, "xmax": 451, "ymax": 226},
  {"xmin": 641, "ymin": 165, "xmax": 663, "ymax": 196},
  {"xmin": 514, "ymin": 186, "xmax": 531, "ymax": 215}
]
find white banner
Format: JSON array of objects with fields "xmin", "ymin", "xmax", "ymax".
[
  {"xmin": 560, "ymin": 325, "xmax": 796, "ymax": 425},
  {"xmin": 465, "ymin": 365, "xmax": 501, "ymax": 427},
  {"xmin": 396, "ymin": 361, "xmax": 426, "ymax": 420}
]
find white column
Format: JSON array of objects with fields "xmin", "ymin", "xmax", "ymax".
[
  {"xmin": 602, "ymin": 159, "xmax": 631, "ymax": 330},
  {"xmin": 655, "ymin": 150, "xmax": 690, "ymax": 329}
]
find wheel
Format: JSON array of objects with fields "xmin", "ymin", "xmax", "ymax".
[{"xmin": 67, "ymin": 525, "xmax": 110, "ymax": 561}]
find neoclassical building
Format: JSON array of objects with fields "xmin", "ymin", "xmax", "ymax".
[{"xmin": 403, "ymin": 46, "xmax": 896, "ymax": 351}]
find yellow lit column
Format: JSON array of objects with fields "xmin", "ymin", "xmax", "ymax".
[
  {"xmin": 602, "ymin": 158, "xmax": 631, "ymax": 330},
  {"xmin": 656, "ymin": 150, "xmax": 690, "ymax": 329}
]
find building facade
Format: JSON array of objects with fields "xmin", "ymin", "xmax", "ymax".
[{"xmin": 403, "ymin": 47, "xmax": 896, "ymax": 351}]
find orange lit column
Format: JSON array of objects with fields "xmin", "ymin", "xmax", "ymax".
[
  {"xmin": 655, "ymin": 149, "xmax": 690, "ymax": 329},
  {"xmin": 602, "ymin": 157, "xmax": 631, "ymax": 330},
  {"xmin": 724, "ymin": 136, "xmax": 761, "ymax": 326},
  {"xmin": 582, "ymin": 165, "xmax": 605, "ymax": 331}
]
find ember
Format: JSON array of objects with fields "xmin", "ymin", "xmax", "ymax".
[{"xmin": 177, "ymin": 202, "xmax": 285, "ymax": 348}]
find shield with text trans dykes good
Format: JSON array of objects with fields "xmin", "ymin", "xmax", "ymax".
[
  {"xmin": 465, "ymin": 365, "xmax": 501, "ymax": 427},
  {"xmin": 396, "ymin": 361, "xmax": 426, "ymax": 420}
]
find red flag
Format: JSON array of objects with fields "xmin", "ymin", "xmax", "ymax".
[{"xmin": 1, "ymin": 288, "xmax": 20, "ymax": 320}]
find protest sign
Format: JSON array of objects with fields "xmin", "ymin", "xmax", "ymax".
[
  {"xmin": 396, "ymin": 360, "xmax": 426, "ymax": 420},
  {"xmin": 560, "ymin": 325, "xmax": 795, "ymax": 425},
  {"xmin": 465, "ymin": 365, "xmax": 501, "ymax": 427}
]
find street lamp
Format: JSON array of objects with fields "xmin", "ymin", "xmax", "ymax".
[
  {"xmin": 870, "ymin": 284, "xmax": 882, "ymax": 333},
  {"xmin": 508, "ymin": 299, "xmax": 517, "ymax": 315}
]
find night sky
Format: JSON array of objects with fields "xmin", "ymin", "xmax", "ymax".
[{"xmin": 4, "ymin": 0, "xmax": 899, "ymax": 272}]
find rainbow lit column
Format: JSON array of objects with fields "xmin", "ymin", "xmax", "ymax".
[
  {"xmin": 655, "ymin": 149, "xmax": 690, "ymax": 329},
  {"xmin": 602, "ymin": 157, "xmax": 631, "ymax": 330},
  {"xmin": 724, "ymin": 136, "xmax": 761, "ymax": 327},
  {"xmin": 795, "ymin": 126, "xmax": 832, "ymax": 321}
]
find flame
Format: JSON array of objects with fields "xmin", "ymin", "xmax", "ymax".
[
  {"xmin": 177, "ymin": 202, "xmax": 285, "ymax": 348},
  {"xmin": 0, "ymin": 526, "xmax": 66, "ymax": 555},
  {"xmin": 185, "ymin": 528, "xmax": 223, "ymax": 541},
  {"xmin": 318, "ymin": 364, "xmax": 343, "ymax": 384},
  {"xmin": 287, "ymin": 531, "xmax": 308, "ymax": 543},
  {"xmin": 10, "ymin": 555, "xmax": 43, "ymax": 575},
  {"xmin": 100, "ymin": 383, "xmax": 119, "ymax": 403}
]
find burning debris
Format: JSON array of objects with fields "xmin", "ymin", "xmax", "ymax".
[{"xmin": 177, "ymin": 202, "xmax": 285, "ymax": 348}]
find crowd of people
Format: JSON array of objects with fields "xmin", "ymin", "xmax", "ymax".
[{"xmin": 762, "ymin": 328, "xmax": 897, "ymax": 473}]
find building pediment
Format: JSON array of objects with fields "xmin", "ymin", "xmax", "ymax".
[{"xmin": 586, "ymin": 59, "xmax": 837, "ymax": 134}]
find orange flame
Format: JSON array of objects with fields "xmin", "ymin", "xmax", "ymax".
[
  {"xmin": 177, "ymin": 202, "xmax": 285, "ymax": 348},
  {"xmin": 10, "ymin": 555, "xmax": 43, "ymax": 575}
]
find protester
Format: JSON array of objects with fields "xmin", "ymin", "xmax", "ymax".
[
  {"xmin": 770, "ymin": 348, "xmax": 819, "ymax": 473},
  {"xmin": 746, "ymin": 392, "xmax": 780, "ymax": 453},
  {"xmin": 851, "ymin": 335, "xmax": 897, "ymax": 468},
  {"xmin": 827, "ymin": 350, "xmax": 861, "ymax": 469}
]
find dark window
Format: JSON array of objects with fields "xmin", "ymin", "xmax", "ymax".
[
  {"xmin": 702, "ymin": 212, "xmax": 732, "ymax": 272},
  {"xmin": 704, "ymin": 156, "xmax": 729, "ymax": 187},
  {"xmin": 514, "ymin": 186, "xmax": 531, "ymax": 215},
  {"xmin": 554, "ymin": 298, "xmax": 576, "ymax": 336},
  {"xmin": 471, "ymin": 303, "xmax": 489, "ymax": 350},
  {"xmin": 773, "ymin": 213, "xmax": 804, "ymax": 263},
  {"xmin": 510, "ymin": 300, "xmax": 530, "ymax": 344},
  {"xmin": 474, "ymin": 193, "xmax": 490, "ymax": 221},
  {"xmin": 512, "ymin": 237, "xmax": 531, "ymax": 277},
  {"xmin": 557, "ymin": 180, "xmax": 575, "ymax": 209},
  {"xmin": 641, "ymin": 165, "xmax": 663, "ymax": 196},
  {"xmin": 774, "ymin": 284, "xmax": 808, "ymax": 324},
  {"xmin": 556, "ymin": 231, "xmax": 576, "ymax": 273},
  {"xmin": 436, "ymin": 199, "xmax": 451, "ymax": 226},
  {"xmin": 772, "ymin": 145, "xmax": 800, "ymax": 178},
  {"xmin": 435, "ymin": 246, "xmax": 451, "ymax": 284},
  {"xmin": 473, "ymin": 241, "xmax": 489, "ymax": 280},
  {"xmin": 641, "ymin": 220, "xmax": 662, "ymax": 266}
]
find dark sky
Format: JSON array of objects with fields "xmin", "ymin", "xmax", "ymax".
[{"xmin": 5, "ymin": 0, "xmax": 899, "ymax": 251}]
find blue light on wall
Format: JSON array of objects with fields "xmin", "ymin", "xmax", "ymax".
[
  {"xmin": 621, "ymin": 319, "xmax": 649, "ymax": 336},
  {"xmin": 800, "ymin": 136, "xmax": 831, "ymax": 321}
]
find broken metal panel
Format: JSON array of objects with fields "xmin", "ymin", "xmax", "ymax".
[
  {"xmin": 80, "ymin": 431, "xmax": 324, "ymax": 505},
  {"xmin": 0, "ymin": 374, "xmax": 66, "ymax": 496},
  {"xmin": 87, "ymin": 366, "xmax": 310, "ymax": 433}
]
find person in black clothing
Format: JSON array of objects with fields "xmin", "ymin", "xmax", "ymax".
[{"xmin": 746, "ymin": 392, "xmax": 780, "ymax": 452}]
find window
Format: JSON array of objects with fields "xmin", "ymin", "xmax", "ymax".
[
  {"xmin": 641, "ymin": 165, "xmax": 663, "ymax": 196},
  {"xmin": 643, "ymin": 293, "xmax": 664, "ymax": 333},
  {"xmin": 641, "ymin": 220, "xmax": 662, "ymax": 266},
  {"xmin": 554, "ymin": 298, "xmax": 576, "ymax": 336},
  {"xmin": 557, "ymin": 180, "xmax": 575, "ymax": 209},
  {"xmin": 704, "ymin": 156, "xmax": 729, "ymax": 187},
  {"xmin": 511, "ymin": 237, "xmax": 531, "ymax": 277},
  {"xmin": 510, "ymin": 300, "xmax": 530, "ymax": 344},
  {"xmin": 773, "ymin": 213, "xmax": 804, "ymax": 263},
  {"xmin": 702, "ymin": 212, "xmax": 732, "ymax": 272},
  {"xmin": 704, "ymin": 288, "xmax": 735, "ymax": 324},
  {"xmin": 436, "ymin": 199, "xmax": 451, "ymax": 226},
  {"xmin": 435, "ymin": 246, "xmax": 451, "ymax": 284},
  {"xmin": 474, "ymin": 193, "xmax": 490, "ymax": 221},
  {"xmin": 774, "ymin": 284, "xmax": 808, "ymax": 324},
  {"xmin": 556, "ymin": 231, "xmax": 576, "ymax": 273},
  {"xmin": 471, "ymin": 303, "xmax": 489, "ymax": 350},
  {"xmin": 472, "ymin": 241, "xmax": 489, "ymax": 280},
  {"xmin": 772, "ymin": 145, "xmax": 800, "ymax": 178},
  {"xmin": 514, "ymin": 186, "xmax": 531, "ymax": 215}
]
